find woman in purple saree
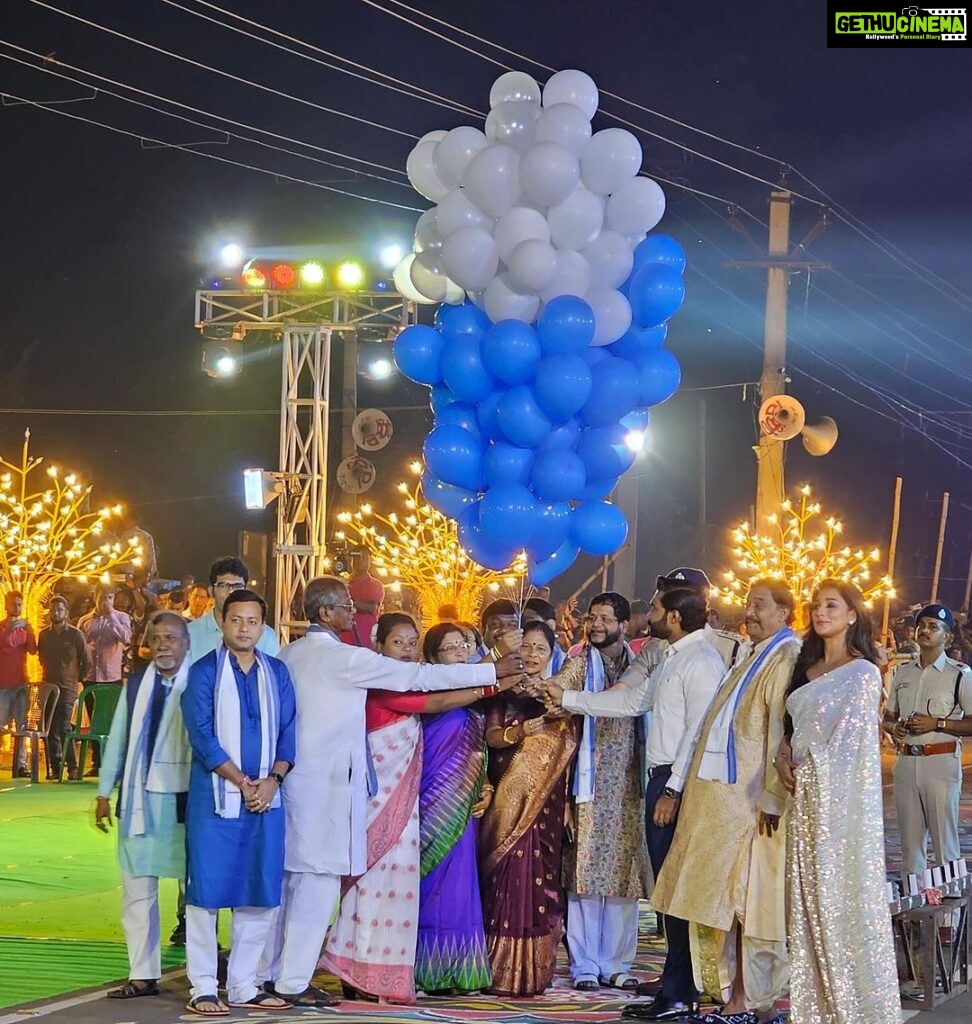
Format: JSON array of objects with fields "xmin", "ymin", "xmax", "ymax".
[{"xmin": 416, "ymin": 622, "xmax": 493, "ymax": 993}]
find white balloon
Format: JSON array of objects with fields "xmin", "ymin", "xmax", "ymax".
[
  {"xmin": 484, "ymin": 275, "xmax": 540, "ymax": 324},
  {"xmin": 520, "ymin": 142, "xmax": 580, "ymax": 208},
  {"xmin": 582, "ymin": 230, "xmax": 635, "ymax": 290},
  {"xmin": 539, "ymin": 249, "xmax": 592, "ymax": 303},
  {"xmin": 587, "ymin": 288, "xmax": 632, "ymax": 346},
  {"xmin": 485, "ymin": 100, "xmax": 539, "ymax": 152},
  {"xmin": 418, "ymin": 129, "xmax": 448, "ymax": 145},
  {"xmin": 506, "ymin": 238, "xmax": 557, "ymax": 293},
  {"xmin": 433, "ymin": 126, "xmax": 489, "ymax": 190},
  {"xmin": 406, "ymin": 141, "xmax": 450, "ymax": 202},
  {"xmin": 580, "ymin": 128, "xmax": 643, "ymax": 195},
  {"xmin": 605, "ymin": 176, "xmax": 667, "ymax": 235},
  {"xmin": 624, "ymin": 232, "xmax": 646, "ymax": 249},
  {"xmin": 413, "ymin": 209, "xmax": 442, "ymax": 253},
  {"xmin": 489, "ymin": 71, "xmax": 541, "ymax": 108},
  {"xmin": 547, "ymin": 186, "xmax": 603, "ymax": 250},
  {"xmin": 467, "ymin": 289, "xmax": 486, "ymax": 310},
  {"xmin": 533, "ymin": 102, "xmax": 593, "ymax": 156},
  {"xmin": 461, "ymin": 144, "xmax": 521, "ymax": 219},
  {"xmin": 441, "ymin": 226, "xmax": 499, "ymax": 292},
  {"xmin": 435, "ymin": 188, "xmax": 492, "ymax": 237},
  {"xmin": 393, "ymin": 253, "xmax": 435, "ymax": 304},
  {"xmin": 541, "ymin": 69, "xmax": 599, "ymax": 120},
  {"xmin": 410, "ymin": 249, "xmax": 453, "ymax": 302},
  {"xmin": 443, "ymin": 278, "xmax": 466, "ymax": 305},
  {"xmin": 493, "ymin": 206, "xmax": 550, "ymax": 262}
]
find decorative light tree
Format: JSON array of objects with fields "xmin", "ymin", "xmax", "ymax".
[
  {"xmin": 0, "ymin": 430, "xmax": 143, "ymax": 631},
  {"xmin": 334, "ymin": 462, "xmax": 526, "ymax": 624},
  {"xmin": 713, "ymin": 483, "xmax": 895, "ymax": 627}
]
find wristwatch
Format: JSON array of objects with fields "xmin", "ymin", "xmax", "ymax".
[
  {"xmin": 662, "ymin": 786, "xmax": 681, "ymax": 800},
  {"xmin": 937, "ymin": 719, "xmax": 948, "ymax": 733},
  {"xmin": 270, "ymin": 771, "xmax": 286, "ymax": 787}
]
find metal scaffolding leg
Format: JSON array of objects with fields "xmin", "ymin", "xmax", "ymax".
[{"xmin": 275, "ymin": 325, "xmax": 330, "ymax": 641}]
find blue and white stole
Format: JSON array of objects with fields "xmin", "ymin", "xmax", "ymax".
[
  {"xmin": 697, "ymin": 626, "xmax": 795, "ymax": 784},
  {"xmin": 212, "ymin": 644, "xmax": 281, "ymax": 817},
  {"xmin": 572, "ymin": 642, "xmax": 642, "ymax": 803}
]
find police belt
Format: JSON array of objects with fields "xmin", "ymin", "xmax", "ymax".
[{"xmin": 897, "ymin": 741, "xmax": 957, "ymax": 757}]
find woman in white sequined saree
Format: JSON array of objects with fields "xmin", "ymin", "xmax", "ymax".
[{"xmin": 780, "ymin": 579, "xmax": 901, "ymax": 1024}]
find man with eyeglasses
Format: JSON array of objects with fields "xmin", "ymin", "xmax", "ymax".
[
  {"xmin": 188, "ymin": 557, "xmax": 279, "ymax": 665},
  {"xmin": 885, "ymin": 603, "xmax": 972, "ymax": 876},
  {"xmin": 258, "ymin": 575, "xmax": 525, "ymax": 1008}
]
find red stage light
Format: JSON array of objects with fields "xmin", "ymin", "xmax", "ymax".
[{"xmin": 270, "ymin": 263, "xmax": 298, "ymax": 289}]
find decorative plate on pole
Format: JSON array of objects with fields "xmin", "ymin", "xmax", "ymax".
[
  {"xmin": 352, "ymin": 408, "xmax": 394, "ymax": 451},
  {"xmin": 337, "ymin": 455, "xmax": 377, "ymax": 494}
]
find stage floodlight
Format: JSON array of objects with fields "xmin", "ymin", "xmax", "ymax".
[
  {"xmin": 243, "ymin": 468, "xmax": 286, "ymax": 509},
  {"xmin": 624, "ymin": 429, "xmax": 651, "ymax": 454},
  {"xmin": 242, "ymin": 263, "xmax": 267, "ymax": 289},
  {"xmin": 219, "ymin": 243, "xmax": 244, "ymax": 268},
  {"xmin": 379, "ymin": 243, "xmax": 404, "ymax": 269},
  {"xmin": 336, "ymin": 260, "xmax": 365, "ymax": 289},
  {"xmin": 216, "ymin": 353, "xmax": 238, "ymax": 376},
  {"xmin": 370, "ymin": 357, "xmax": 394, "ymax": 379},
  {"xmin": 299, "ymin": 260, "xmax": 326, "ymax": 287},
  {"xmin": 202, "ymin": 340, "xmax": 241, "ymax": 379},
  {"xmin": 269, "ymin": 262, "xmax": 297, "ymax": 289}
]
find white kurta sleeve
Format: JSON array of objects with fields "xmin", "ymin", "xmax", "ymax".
[
  {"xmin": 350, "ymin": 647, "xmax": 496, "ymax": 691},
  {"xmin": 562, "ymin": 669, "xmax": 652, "ymax": 717}
]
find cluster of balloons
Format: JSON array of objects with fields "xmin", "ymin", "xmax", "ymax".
[
  {"xmin": 393, "ymin": 68, "xmax": 687, "ymax": 585},
  {"xmin": 395, "ymin": 69, "xmax": 679, "ymax": 347}
]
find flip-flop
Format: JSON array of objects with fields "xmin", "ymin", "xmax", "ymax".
[
  {"xmin": 107, "ymin": 981, "xmax": 159, "ymax": 999},
  {"xmin": 186, "ymin": 994, "xmax": 229, "ymax": 1016},
  {"xmin": 275, "ymin": 985, "xmax": 340, "ymax": 1007},
  {"xmin": 602, "ymin": 973, "xmax": 640, "ymax": 991},
  {"xmin": 227, "ymin": 992, "xmax": 292, "ymax": 1010},
  {"xmin": 574, "ymin": 976, "xmax": 599, "ymax": 991}
]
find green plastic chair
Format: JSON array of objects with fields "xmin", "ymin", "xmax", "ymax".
[{"xmin": 58, "ymin": 683, "xmax": 122, "ymax": 782}]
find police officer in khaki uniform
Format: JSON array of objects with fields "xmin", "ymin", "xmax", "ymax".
[{"xmin": 885, "ymin": 604, "xmax": 972, "ymax": 875}]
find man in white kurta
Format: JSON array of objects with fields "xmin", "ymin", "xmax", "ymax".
[
  {"xmin": 259, "ymin": 576, "xmax": 520, "ymax": 1005},
  {"xmin": 95, "ymin": 612, "xmax": 192, "ymax": 999}
]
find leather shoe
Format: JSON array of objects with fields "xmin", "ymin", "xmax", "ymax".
[
  {"xmin": 635, "ymin": 982, "xmax": 661, "ymax": 998},
  {"xmin": 621, "ymin": 996, "xmax": 700, "ymax": 1021}
]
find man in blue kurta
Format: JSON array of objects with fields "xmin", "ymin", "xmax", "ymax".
[
  {"xmin": 96, "ymin": 612, "xmax": 193, "ymax": 999},
  {"xmin": 182, "ymin": 589, "xmax": 296, "ymax": 1015}
]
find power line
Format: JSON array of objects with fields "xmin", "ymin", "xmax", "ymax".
[{"xmin": 0, "ymin": 88, "xmax": 427, "ymax": 211}]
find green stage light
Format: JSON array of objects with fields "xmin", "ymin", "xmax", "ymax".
[
  {"xmin": 299, "ymin": 260, "xmax": 326, "ymax": 287},
  {"xmin": 242, "ymin": 263, "xmax": 267, "ymax": 289},
  {"xmin": 336, "ymin": 260, "xmax": 365, "ymax": 289}
]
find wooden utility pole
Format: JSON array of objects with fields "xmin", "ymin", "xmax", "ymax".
[
  {"xmin": 930, "ymin": 491, "xmax": 950, "ymax": 602},
  {"xmin": 880, "ymin": 476, "xmax": 903, "ymax": 642},
  {"xmin": 725, "ymin": 192, "xmax": 829, "ymax": 528}
]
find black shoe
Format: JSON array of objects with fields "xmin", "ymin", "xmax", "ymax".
[
  {"xmin": 621, "ymin": 996, "xmax": 700, "ymax": 1021},
  {"xmin": 15, "ymin": 766, "xmax": 30, "ymax": 778},
  {"xmin": 635, "ymin": 982, "xmax": 662, "ymax": 998},
  {"xmin": 169, "ymin": 916, "xmax": 186, "ymax": 946}
]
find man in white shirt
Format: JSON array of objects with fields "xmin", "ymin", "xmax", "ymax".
[
  {"xmin": 258, "ymin": 576, "xmax": 523, "ymax": 1007},
  {"xmin": 544, "ymin": 587, "xmax": 724, "ymax": 1021}
]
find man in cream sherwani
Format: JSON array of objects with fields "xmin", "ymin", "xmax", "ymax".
[
  {"xmin": 95, "ymin": 612, "xmax": 193, "ymax": 1000},
  {"xmin": 259, "ymin": 575, "xmax": 521, "ymax": 1007}
]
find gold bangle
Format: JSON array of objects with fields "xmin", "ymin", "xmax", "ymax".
[{"xmin": 502, "ymin": 724, "xmax": 518, "ymax": 745}]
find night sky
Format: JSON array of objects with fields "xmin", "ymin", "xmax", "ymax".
[{"xmin": 2, "ymin": 0, "xmax": 970, "ymax": 611}]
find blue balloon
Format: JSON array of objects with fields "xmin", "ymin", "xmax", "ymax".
[
  {"xmin": 480, "ymin": 484, "xmax": 538, "ymax": 548},
  {"xmin": 633, "ymin": 234, "xmax": 686, "ymax": 275},
  {"xmin": 433, "ymin": 303, "xmax": 460, "ymax": 331},
  {"xmin": 584, "ymin": 346, "xmax": 610, "ymax": 367},
  {"xmin": 421, "ymin": 472, "xmax": 478, "ymax": 519},
  {"xmin": 483, "ymin": 442, "xmax": 534, "ymax": 488},
  {"xmin": 441, "ymin": 335, "xmax": 495, "ymax": 403},
  {"xmin": 476, "ymin": 391, "xmax": 508, "ymax": 443},
  {"xmin": 531, "ymin": 450, "xmax": 586, "ymax": 503},
  {"xmin": 575, "ymin": 474, "xmax": 619, "ymax": 501},
  {"xmin": 528, "ymin": 539, "xmax": 580, "ymax": 586},
  {"xmin": 576, "ymin": 424, "xmax": 636, "ymax": 480},
  {"xmin": 482, "ymin": 320, "xmax": 542, "ymax": 385},
  {"xmin": 620, "ymin": 407, "xmax": 651, "ymax": 431},
  {"xmin": 570, "ymin": 500, "xmax": 629, "ymax": 556},
  {"xmin": 423, "ymin": 425, "xmax": 483, "ymax": 491},
  {"xmin": 429, "ymin": 384, "xmax": 456, "ymax": 414},
  {"xmin": 527, "ymin": 502, "xmax": 572, "ymax": 561},
  {"xmin": 629, "ymin": 264, "xmax": 686, "ymax": 328},
  {"xmin": 635, "ymin": 348, "xmax": 681, "ymax": 406},
  {"xmin": 436, "ymin": 401, "xmax": 482, "ymax": 442},
  {"xmin": 534, "ymin": 417, "xmax": 582, "ymax": 454},
  {"xmin": 606, "ymin": 324, "xmax": 667, "ymax": 360},
  {"xmin": 442, "ymin": 303, "xmax": 491, "ymax": 342},
  {"xmin": 537, "ymin": 295, "xmax": 595, "ymax": 356},
  {"xmin": 458, "ymin": 502, "xmax": 516, "ymax": 571},
  {"xmin": 580, "ymin": 356, "xmax": 641, "ymax": 428},
  {"xmin": 496, "ymin": 386, "xmax": 551, "ymax": 449},
  {"xmin": 393, "ymin": 324, "xmax": 444, "ymax": 385},
  {"xmin": 533, "ymin": 356, "xmax": 592, "ymax": 423}
]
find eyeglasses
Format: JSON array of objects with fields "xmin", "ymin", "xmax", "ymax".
[
  {"xmin": 327, "ymin": 602, "xmax": 355, "ymax": 612},
  {"xmin": 214, "ymin": 581, "xmax": 245, "ymax": 591},
  {"xmin": 437, "ymin": 641, "xmax": 470, "ymax": 654}
]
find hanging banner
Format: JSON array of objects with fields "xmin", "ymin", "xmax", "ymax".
[
  {"xmin": 337, "ymin": 454, "xmax": 377, "ymax": 494},
  {"xmin": 352, "ymin": 408, "xmax": 394, "ymax": 451}
]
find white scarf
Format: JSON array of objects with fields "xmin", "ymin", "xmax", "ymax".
[
  {"xmin": 121, "ymin": 660, "xmax": 191, "ymax": 838},
  {"xmin": 212, "ymin": 644, "xmax": 280, "ymax": 818},
  {"xmin": 697, "ymin": 627, "xmax": 795, "ymax": 784}
]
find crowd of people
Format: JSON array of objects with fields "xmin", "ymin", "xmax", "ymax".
[{"xmin": 3, "ymin": 546, "xmax": 971, "ymax": 1024}]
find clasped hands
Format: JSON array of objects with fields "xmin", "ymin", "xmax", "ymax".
[
  {"xmin": 891, "ymin": 713, "xmax": 937, "ymax": 742},
  {"xmin": 243, "ymin": 776, "xmax": 279, "ymax": 813}
]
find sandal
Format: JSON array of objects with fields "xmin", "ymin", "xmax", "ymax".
[
  {"xmin": 603, "ymin": 973, "xmax": 639, "ymax": 991},
  {"xmin": 186, "ymin": 994, "xmax": 229, "ymax": 1016},
  {"xmin": 574, "ymin": 976, "xmax": 599, "ymax": 991},
  {"xmin": 274, "ymin": 985, "xmax": 339, "ymax": 1007},
  {"xmin": 107, "ymin": 980, "xmax": 159, "ymax": 999},
  {"xmin": 228, "ymin": 991, "xmax": 292, "ymax": 1009}
]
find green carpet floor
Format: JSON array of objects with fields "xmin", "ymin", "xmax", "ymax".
[{"xmin": 0, "ymin": 779, "xmax": 184, "ymax": 1009}]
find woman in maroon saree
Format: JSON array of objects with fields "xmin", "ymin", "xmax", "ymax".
[{"xmin": 479, "ymin": 621, "xmax": 582, "ymax": 996}]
